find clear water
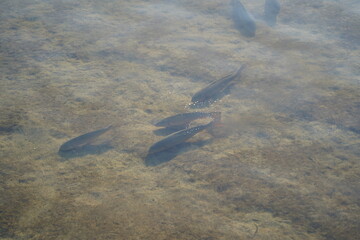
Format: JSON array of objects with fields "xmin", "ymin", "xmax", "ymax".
[{"xmin": 0, "ymin": 0, "xmax": 359, "ymax": 239}]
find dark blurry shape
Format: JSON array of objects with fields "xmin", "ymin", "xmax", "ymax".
[
  {"xmin": 231, "ymin": 0, "xmax": 256, "ymax": 37},
  {"xmin": 347, "ymin": 126, "xmax": 360, "ymax": 135},
  {"xmin": 154, "ymin": 112, "xmax": 221, "ymax": 128},
  {"xmin": 264, "ymin": 0, "xmax": 280, "ymax": 27},
  {"xmin": 145, "ymin": 139, "xmax": 212, "ymax": 166},
  {"xmin": 58, "ymin": 142, "xmax": 114, "ymax": 159},
  {"xmin": 148, "ymin": 121, "xmax": 216, "ymax": 155},
  {"xmin": 145, "ymin": 142, "xmax": 189, "ymax": 166},
  {"xmin": 59, "ymin": 125, "xmax": 112, "ymax": 152},
  {"xmin": 153, "ymin": 125, "xmax": 189, "ymax": 136},
  {"xmin": 190, "ymin": 88, "xmax": 232, "ymax": 109},
  {"xmin": 191, "ymin": 65, "xmax": 245, "ymax": 107}
]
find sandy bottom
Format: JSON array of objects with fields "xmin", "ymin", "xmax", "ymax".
[{"xmin": 0, "ymin": 0, "xmax": 359, "ymax": 239}]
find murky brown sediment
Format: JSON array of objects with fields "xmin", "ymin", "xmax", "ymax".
[{"xmin": 0, "ymin": 0, "xmax": 359, "ymax": 239}]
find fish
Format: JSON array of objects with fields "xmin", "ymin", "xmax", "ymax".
[
  {"xmin": 59, "ymin": 125, "xmax": 112, "ymax": 152},
  {"xmin": 148, "ymin": 121, "xmax": 215, "ymax": 154},
  {"xmin": 154, "ymin": 112, "xmax": 221, "ymax": 128},
  {"xmin": 231, "ymin": 0, "xmax": 256, "ymax": 37},
  {"xmin": 264, "ymin": 0, "xmax": 280, "ymax": 27},
  {"xmin": 191, "ymin": 65, "xmax": 245, "ymax": 106}
]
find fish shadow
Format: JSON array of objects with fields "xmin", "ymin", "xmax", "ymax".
[
  {"xmin": 189, "ymin": 85, "xmax": 233, "ymax": 109},
  {"xmin": 153, "ymin": 125, "xmax": 187, "ymax": 136},
  {"xmin": 57, "ymin": 142, "xmax": 114, "ymax": 160},
  {"xmin": 144, "ymin": 139, "xmax": 213, "ymax": 166}
]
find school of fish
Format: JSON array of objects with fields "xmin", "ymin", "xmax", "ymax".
[{"xmin": 58, "ymin": 0, "xmax": 281, "ymax": 160}]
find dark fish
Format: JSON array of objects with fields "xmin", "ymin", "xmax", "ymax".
[
  {"xmin": 148, "ymin": 121, "xmax": 215, "ymax": 154},
  {"xmin": 154, "ymin": 112, "xmax": 221, "ymax": 128},
  {"xmin": 264, "ymin": 0, "xmax": 280, "ymax": 27},
  {"xmin": 59, "ymin": 125, "xmax": 112, "ymax": 152},
  {"xmin": 191, "ymin": 65, "xmax": 245, "ymax": 105},
  {"xmin": 231, "ymin": 0, "xmax": 256, "ymax": 37}
]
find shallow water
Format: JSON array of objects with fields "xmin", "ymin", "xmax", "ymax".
[{"xmin": 0, "ymin": 0, "xmax": 359, "ymax": 239}]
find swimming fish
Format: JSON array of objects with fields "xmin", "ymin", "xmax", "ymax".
[
  {"xmin": 154, "ymin": 112, "xmax": 221, "ymax": 128},
  {"xmin": 59, "ymin": 125, "xmax": 112, "ymax": 152},
  {"xmin": 264, "ymin": 0, "xmax": 280, "ymax": 27},
  {"xmin": 231, "ymin": 0, "xmax": 256, "ymax": 37},
  {"xmin": 191, "ymin": 65, "xmax": 245, "ymax": 106},
  {"xmin": 148, "ymin": 121, "xmax": 215, "ymax": 154}
]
